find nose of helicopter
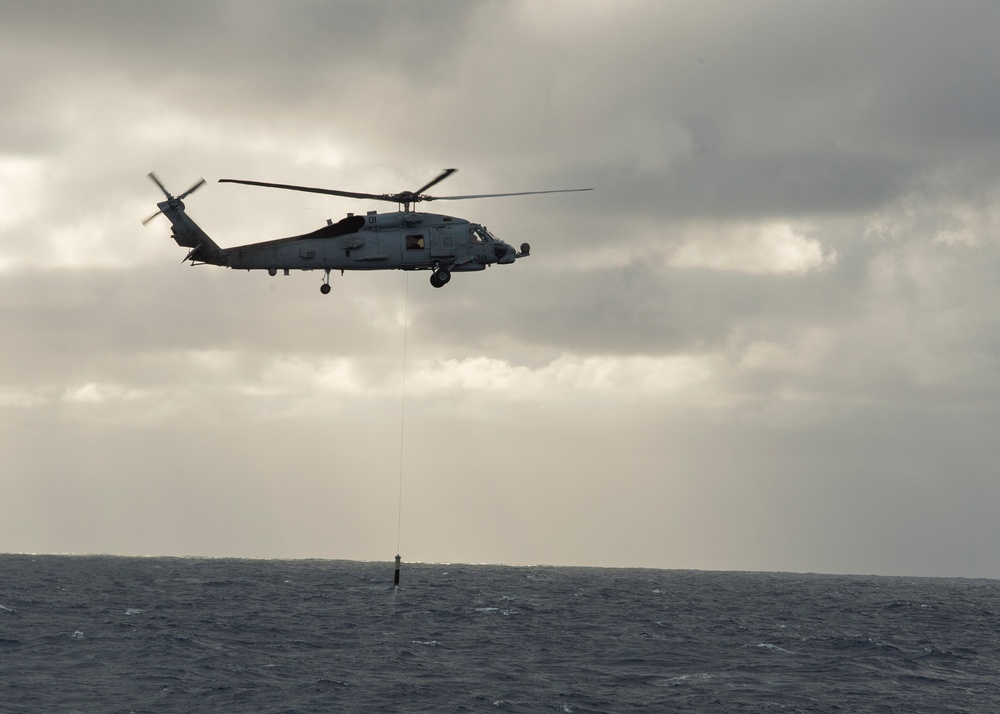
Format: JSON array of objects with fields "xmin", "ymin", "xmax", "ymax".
[{"xmin": 496, "ymin": 242, "xmax": 517, "ymax": 264}]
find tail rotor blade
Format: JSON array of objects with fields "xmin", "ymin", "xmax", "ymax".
[
  {"xmin": 141, "ymin": 209, "xmax": 163, "ymax": 226},
  {"xmin": 143, "ymin": 173, "xmax": 205, "ymax": 225},
  {"xmin": 177, "ymin": 178, "xmax": 206, "ymax": 201},
  {"xmin": 147, "ymin": 171, "xmax": 171, "ymax": 198}
]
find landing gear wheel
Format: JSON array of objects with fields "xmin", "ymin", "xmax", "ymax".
[
  {"xmin": 430, "ymin": 268, "xmax": 451, "ymax": 288},
  {"xmin": 320, "ymin": 283, "xmax": 331, "ymax": 295}
]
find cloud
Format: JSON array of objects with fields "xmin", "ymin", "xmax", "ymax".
[
  {"xmin": 668, "ymin": 222, "xmax": 837, "ymax": 274},
  {"xmin": 3, "ymin": 1, "xmax": 1000, "ymax": 575},
  {"xmin": 0, "ymin": 387, "xmax": 48, "ymax": 409}
]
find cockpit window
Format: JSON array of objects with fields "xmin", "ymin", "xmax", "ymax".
[{"xmin": 470, "ymin": 226, "xmax": 494, "ymax": 244}]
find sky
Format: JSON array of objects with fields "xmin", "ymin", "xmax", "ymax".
[{"xmin": 3, "ymin": 1, "xmax": 1000, "ymax": 577}]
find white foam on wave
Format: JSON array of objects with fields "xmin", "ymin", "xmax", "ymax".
[
  {"xmin": 653, "ymin": 673, "xmax": 714, "ymax": 687},
  {"xmin": 476, "ymin": 606, "xmax": 517, "ymax": 616},
  {"xmin": 753, "ymin": 642, "xmax": 796, "ymax": 654}
]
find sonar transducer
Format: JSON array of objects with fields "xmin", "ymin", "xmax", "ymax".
[{"xmin": 394, "ymin": 554, "xmax": 401, "ymax": 586}]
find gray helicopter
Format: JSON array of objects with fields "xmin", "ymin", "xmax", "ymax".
[{"xmin": 143, "ymin": 169, "xmax": 591, "ymax": 292}]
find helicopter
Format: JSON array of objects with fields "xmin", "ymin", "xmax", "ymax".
[{"xmin": 143, "ymin": 169, "xmax": 592, "ymax": 292}]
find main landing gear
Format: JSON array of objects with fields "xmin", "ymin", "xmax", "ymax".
[
  {"xmin": 318, "ymin": 267, "xmax": 452, "ymax": 292},
  {"xmin": 429, "ymin": 267, "xmax": 451, "ymax": 288}
]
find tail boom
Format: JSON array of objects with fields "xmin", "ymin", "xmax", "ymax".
[{"xmin": 156, "ymin": 198, "xmax": 224, "ymax": 265}]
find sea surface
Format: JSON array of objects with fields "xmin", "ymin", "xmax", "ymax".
[{"xmin": 1, "ymin": 555, "xmax": 998, "ymax": 713}]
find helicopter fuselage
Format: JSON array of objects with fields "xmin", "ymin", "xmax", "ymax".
[
  {"xmin": 221, "ymin": 210, "xmax": 520, "ymax": 275},
  {"xmin": 154, "ymin": 193, "xmax": 530, "ymax": 290}
]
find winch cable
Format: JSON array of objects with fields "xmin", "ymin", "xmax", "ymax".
[{"xmin": 394, "ymin": 272, "xmax": 410, "ymax": 586}]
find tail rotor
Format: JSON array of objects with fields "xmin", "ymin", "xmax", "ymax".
[{"xmin": 142, "ymin": 172, "xmax": 206, "ymax": 225}]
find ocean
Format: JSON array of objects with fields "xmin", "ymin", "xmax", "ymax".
[{"xmin": 0, "ymin": 555, "xmax": 997, "ymax": 713}]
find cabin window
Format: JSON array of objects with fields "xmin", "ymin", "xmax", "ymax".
[{"xmin": 406, "ymin": 234, "xmax": 425, "ymax": 250}]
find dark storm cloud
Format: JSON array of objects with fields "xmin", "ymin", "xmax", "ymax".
[{"xmin": 12, "ymin": 1, "xmax": 1000, "ymax": 222}]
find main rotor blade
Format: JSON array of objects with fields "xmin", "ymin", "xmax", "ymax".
[
  {"xmin": 413, "ymin": 168, "xmax": 457, "ymax": 197},
  {"xmin": 427, "ymin": 188, "xmax": 594, "ymax": 201},
  {"xmin": 218, "ymin": 178, "xmax": 392, "ymax": 202}
]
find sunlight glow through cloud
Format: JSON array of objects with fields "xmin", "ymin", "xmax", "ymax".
[
  {"xmin": 0, "ymin": 158, "xmax": 45, "ymax": 229},
  {"xmin": 216, "ymin": 353, "xmax": 718, "ymax": 404},
  {"xmin": 669, "ymin": 222, "xmax": 837, "ymax": 274},
  {"xmin": 407, "ymin": 354, "xmax": 714, "ymax": 401},
  {"xmin": 62, "ymin": 382, "xmax": 149, "ymax": 404}
]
